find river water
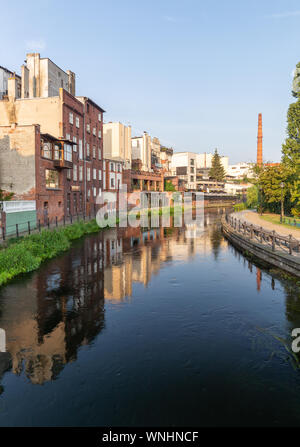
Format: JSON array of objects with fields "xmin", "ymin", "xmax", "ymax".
[{"xmin": 0, "ymin": 208, "xmax": 300, "ymax": 426}]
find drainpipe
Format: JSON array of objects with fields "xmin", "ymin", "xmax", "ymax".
[{"xmin": 83, "ymin": 101, "xmax": 87, "ymax": 215}]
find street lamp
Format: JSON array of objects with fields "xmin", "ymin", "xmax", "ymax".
[
  {"xmin": 259, "ymin": 185, "xmax": 263, "ymax": 216},
  {"xmin": 280, "ymin": 182, "xmax": 285, "ymax": 223}
]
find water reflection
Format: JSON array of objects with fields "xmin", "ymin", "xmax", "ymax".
[{"xmin": 1, "ymin": 209, "xmax": 300, "ymax": 425}]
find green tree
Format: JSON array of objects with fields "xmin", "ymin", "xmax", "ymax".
[
  {"xmin": 281, "ymin": 61, "xmax": 300, "ymax": 215},
  {"xmin": 164, "ymin": 180, "xmax": 176, "ymax": 191},
  {"xmin": 246, "ymin": 185, "xmax": 258, "ymax": 209},
  {"xmin": 209, "ymin": 149, "xmax": 225, "ymax": 181},
  {"xmin": 258, "ymin": 165, "xmax": 290, "ymax": 214}
]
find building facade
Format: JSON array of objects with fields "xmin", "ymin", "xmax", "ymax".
[
  {"xmin": 0, "ymin": 66, "xmax": 21, "ymax": 100},
  {"xmin": 103, "ymin": 122, "xmax": 132, "ymax": 169},
  {"xmin": 131, "ymin": 132, "xmax": 151, "ymax": 172},
  {"xmin": 170, "ymin": 152, "xmax": 197, "ymax": 190},
  {"xmin": 0, "ymin": 55, "xmax": 104, "ymax": 223}
]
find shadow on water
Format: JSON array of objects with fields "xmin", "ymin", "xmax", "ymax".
[{"xmin": 0, "ymin": 207, "xmax": 300, "ymax": 425}]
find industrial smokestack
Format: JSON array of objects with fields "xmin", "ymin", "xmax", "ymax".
[{"xmin": 257, "ymin": 113, "xmax": 263, "ymax": 167}]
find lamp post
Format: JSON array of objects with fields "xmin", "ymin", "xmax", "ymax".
[
  {"xmin": 280, "ymin": 182, "xmax": 285, "ymax": 223},
  {"xmin": 259, "ymin": 186, "xmax": 263, "ymax": 216}
]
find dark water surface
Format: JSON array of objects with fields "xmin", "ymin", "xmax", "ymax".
[{"xmin": 0, "ymin": 209, "xmax": 300, "ymax": 426}]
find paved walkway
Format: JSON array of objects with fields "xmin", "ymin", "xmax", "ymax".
[{"xmin": 236, "ymin": 210, "xmax": 300, "ymax": 240}]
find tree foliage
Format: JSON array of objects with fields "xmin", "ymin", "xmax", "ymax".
[{"xmin": 209, "ymin": 149, "xmax": 225, "ymax": 181}]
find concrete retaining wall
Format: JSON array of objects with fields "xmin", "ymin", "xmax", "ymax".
[{"xmin": 222, "ymin": 218, "xmax": 300, "ymax": 278}]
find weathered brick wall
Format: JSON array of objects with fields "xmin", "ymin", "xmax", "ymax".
[{"xmin": 0, "ymin": 125, "xmax": 37, "ymax": 200}]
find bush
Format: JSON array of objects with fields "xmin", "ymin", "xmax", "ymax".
[
  {"xmin": 233, "ymin": 203, "xmax": 247, "ymax": 212},
  {"xmin": 0, "ymin": 218, "xmax": 103, "ymax": 287}
]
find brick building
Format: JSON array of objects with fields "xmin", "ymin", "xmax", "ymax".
[{"xmin": 0, "ymin": 56, "xmax": 105, "ymax": 224}]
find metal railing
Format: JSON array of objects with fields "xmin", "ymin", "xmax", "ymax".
[
  {"xmin": 1, "ymin": 209, "xmax": 99, "ymax": 242},
  {"xmin": 224, "ymin": 213, "xmax": 300, "ymax": 256}
]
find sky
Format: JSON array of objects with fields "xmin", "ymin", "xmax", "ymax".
[{"xmin": 1, "ymin": 0, "xmax": 300, "ymax": 164}]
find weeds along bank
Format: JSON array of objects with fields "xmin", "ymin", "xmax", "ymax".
[{"xmin": 0, "ymin": 219, "xmax": 103, "ymax": 287}]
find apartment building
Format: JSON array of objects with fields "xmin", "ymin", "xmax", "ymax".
[
  {"xmin": 0, "ymin": 54, "xmax": 104, "ymax": 223},
  {"xmin": 170, "ymin": 152, "xmax": 197, "ymax": 190},
  {"xmin": 151, "ymin": 137, "xmax": 161, "ymax": 169},
  {"xmin": 131, "ymin": 132, "xmax": 151, "ymax": 172},
  {"xmin": 103, "ymin": 122, "xmax": 132, "ymax": 169}
]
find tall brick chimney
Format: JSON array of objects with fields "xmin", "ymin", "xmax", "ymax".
[{"xmin": 257, "ymin": 113, "xmax": 263, "ymax": 167}]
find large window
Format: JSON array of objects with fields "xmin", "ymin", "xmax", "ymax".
[
  {"xmin": 45, "ymin": 169, "xmax": 59, "ymax": 189},
  {"xmin": 64, "ymin": 144, "xmax": 72, "ymax": 162}
]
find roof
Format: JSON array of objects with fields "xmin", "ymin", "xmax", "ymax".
[
  {"xmin": 76, "ymin": 96, "xmax": 106, "ymax": 113},
  {"xmin": 0, "ymin": 65, "xmax": 21, "ymax": 79}
]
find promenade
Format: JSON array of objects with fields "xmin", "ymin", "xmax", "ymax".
[{"xmin": 236, "ymin": 210, "xmax": 300, "ymax": 240}]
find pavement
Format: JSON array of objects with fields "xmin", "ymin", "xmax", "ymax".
[{"xmin": 235, "ymin": 210, "xmax": 300, "ymax": 240}]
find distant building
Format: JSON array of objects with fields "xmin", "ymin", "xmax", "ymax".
[
  {"xmin": 21, "ymin": 53, "xmax": 75, "ymax": 99},
  {"xmin": 103, "ymin": 122, "xmax": 132, "ymax": 169},
  {"xmin": 171, "ymin": 152, "xmax": 197, "ymax": 190},
  {"xmin": 226, "ymin": 162, "xmax": 253, "ymax": 179},
  {"xmin": 160, "ymin": 146, "xmax": 173, "ymax": 175},
  {"xmin": 0, "ymin": 66, "xmax": 21, "ymax": 99},
  {"xmin": 196, "ymin": 152, "xmax": 229, "ymax": 173},
  {"xmin": 151, "ymin": 137, "xmax": 161, "ymax": 169},
  {"xmin": 131, "ymin": 132, "xmax": 151, "ymax": 172}
]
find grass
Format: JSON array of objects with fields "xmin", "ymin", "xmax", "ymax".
[
  {"xmin": 259, "ymin": 213, "xmax": 300, "ymax": 231},
  {"xmin": 0, "ymin": 219, "xmax": 104, "ymax": 287}
]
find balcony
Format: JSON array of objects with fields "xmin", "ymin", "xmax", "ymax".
[{"xmin": 53, "ymin": 158, "xmax": 73, "ymax": 169}]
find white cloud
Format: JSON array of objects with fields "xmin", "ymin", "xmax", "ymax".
[
  {"xmin": 25, "ymin": 39, "xmax": 46, "ymax": 51},
  {"xmin": 270, "ymin": 10, "xmax": 300, "ymax": 19}
]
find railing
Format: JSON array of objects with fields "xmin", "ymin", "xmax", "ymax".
[
  {"xmin": 224, "ymin": 213, "xmax": 300, "ymax": 256},
  {"xmin": 1, "ymin": 209, "xmax": 99, "ymax": 242}
]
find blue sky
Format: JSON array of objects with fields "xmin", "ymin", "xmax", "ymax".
[{"xmin": 1, "ymin": 0, "xmax": 300, "ymax": 163}]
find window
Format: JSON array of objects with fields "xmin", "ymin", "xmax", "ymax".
[
  {"xmin": 86, "ymin": 143, "xmax": 90, "ymax": 157},
  {"xmin": 42, "ymin": 142, "xmax": 52, "ymax": 159},
  {"xmin": 87, "ymin": 123, "xmax": 90, "ymax": 133},
  {"xmin": 93, "ymin": 187, "xmax": 96, "ymax": 197},
  {"xmin": 103, "ymin": 162, "xmax": 106, "ymax": 170},
  {"xmin": 67, "ymin": 169, "xmax": 72, "ymax": 180},
  {"xmin": 87, "ymin": 189, "xmax": 90, "ymax": 200},
  {"xmin": 64, "ymin": 144, "xmax": 72, "ymax": 162},
  {"xmin": 93, "ymin": 146, "xmax": 96, "ymax": 158},
  {"xmin": 69, "ymin": 113, "xmax": 73, "ymax": 124},
  {"xmin": 190, "ymin": 167, "xmax": 194, "ymax": 173},
  {"xmin": 79, "ymin": 165, "xmax": 83, "ymax": 181},
  {"xmin": 73, "ymin": 164, "xmax": 77, "ymax": 181},
  {"xmin": 93, "ymin": 127, "xmax": 96, "ymax": 136},
  {"xmin": 79, "ymin": 140, "xmax": 83, "ymax": 159},
  {"xmin": 98, "ymin": 170, "xmax": 101, "ymax": 181},
  {"xmin": 73, "ymin": 136, "xmax": 77, "ymax": 152},
  {"xmin": 190, "ymin": 176, "xmax": 194, "ymax": 182},
  {"xmin": 45, "ymin": 169, "xmax": 59, "ymax": 189},
  {"xmin": 76, "ymin": 116, "xmax": 80, "ymax": 128},
  {"xmin": 87, "ymin": 167, "xmax": 91, "ymax": 181},
  {"xmin": 117, "ymin": 164, "xmax": 121, "ymax": 172},
  {"xmin": 110, "ymin": 163, "xmax": 114, "ymax": 171},
  {"xmin": 99, "ymin": 188, "xmax": 102, "ymax": 196},
  {"xmin": 98, "ymin": 113, "xmax": 101, "ymax": 122},
  {"xmin": 191, "ymin": 159, "xmax": 195, "ymax": 166},
  {"xmin": 93, "ymin": 168, "xmax": 96, "ymax": 180},
  {"xmin": 111, "ymin": 177, "xmax": 115, "ymax": 188},
  {"xmin": 98, "ymin": 148, "xmax": 101, "ymax": 160},
  {"xmin": 98, "ymin": 130, "xmax": 102, "ymax": 139},
  {"xmin": 66, "ymin": 133, "xmax": 70, "ymax": 141}
]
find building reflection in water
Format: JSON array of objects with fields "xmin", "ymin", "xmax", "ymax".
[{"xmin": 1, "ymin": 209, "xmax": 299, "ymax": 388}]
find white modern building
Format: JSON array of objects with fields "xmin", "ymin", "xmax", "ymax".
[
  {"xmin": 226, "ymin": 162, "xmax": 254, "ymax": 179},
  {"xmin": 171, "ymin": 152, "xmax": 197, "ymax": 190}
]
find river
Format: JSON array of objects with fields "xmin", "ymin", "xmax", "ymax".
[{"xmin": 0, "ymin": 208, "xmax": 300, "ymax": 426}]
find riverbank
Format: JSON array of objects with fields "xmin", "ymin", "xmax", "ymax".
[
  {"xmin": 0, "ymin": 219, "xmax": 106, "ymax": 287},
  {"xmin": 222, "ymin": 212, "xmax": 300, "ymax": 278}
]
